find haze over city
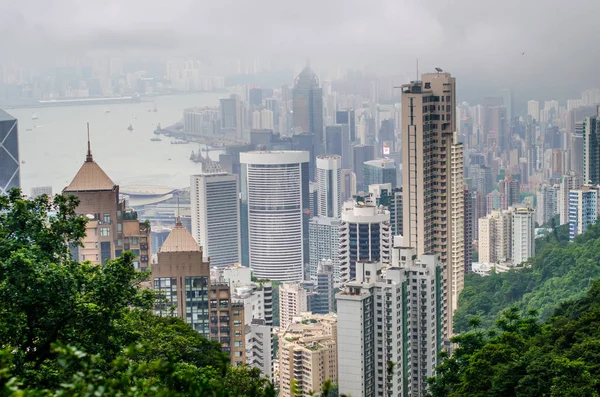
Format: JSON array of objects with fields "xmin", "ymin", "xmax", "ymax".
[
  {"xmin": 2, "ymin": 1, "xmax": 600, "ymax": 396},
  {"xmin": 2, "ymin": 0, "xmax": 600, "ymax": 103}
]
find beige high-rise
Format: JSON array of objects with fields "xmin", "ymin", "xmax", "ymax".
[
  {"xmin": 278, "ymin": 313, "xmax": 338, "ymax": 397},
  {"xmin": 401, "ymin": 72, "xmax": 464, "ymax": 339}
]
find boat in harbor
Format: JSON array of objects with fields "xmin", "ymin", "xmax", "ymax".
[
  {"xmin": 153, "ymin": 103, "xmax": 158, "ymax": 112},
  {"xmin": 150, "ymin": 137, "xmax": 162, "ymax": 142},
  {"xmin": 128, "ymin": 124, "xmax": 134, "ymax": 131},
  {"xmin": 154, "ymin": 123, "xmax": 162, "ymax": 135},
  {"xmin": 171, "ymin": 140, "xmax": 189, "ymax": 145},
  {"xmin": 31, "ymin": 113, "xmax": 38, "ymax": 120}
]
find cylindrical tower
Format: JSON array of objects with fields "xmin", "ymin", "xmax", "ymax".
[{"xmin": 240, "ymin": 151, "xmax": 310, "ymax": 282}]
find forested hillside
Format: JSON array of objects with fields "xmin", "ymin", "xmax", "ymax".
[
  {"xmin": 428, "ymin": 279, "xmax": 600, "ymax": 396},
  {"xmin": 454, "ymin": 222, "xmax": 600, "ymax": 333}
]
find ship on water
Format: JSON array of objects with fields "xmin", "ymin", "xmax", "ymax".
[
  {"xmin": 150, "ymin": 137, "xmax": 162, "ymax": 142},
  {"xmin": 128, "ymin": 124, "xmax": 134, "ymax": 131},
  {"xmin": 171, "ymin": 140, "xmax": 189, "ymax": 145},
  {"xmin": 31, "ymin": 112, "xmax": 38, "ymax": 120},
  {"xmin": 154, "ymin": 123, "xmax": 162, "ymax": 135}
]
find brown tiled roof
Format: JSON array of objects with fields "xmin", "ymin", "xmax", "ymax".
[
  {"xmin": 159, "ymin": 224, "xmax": 201, "ymax": 253},
  {"xmin": 64, "ymin": 159, "xmax": 115, "ymax": 192}
]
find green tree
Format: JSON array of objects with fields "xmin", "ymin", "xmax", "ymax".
[{"xmin": 0, "ymin": 190, "xmax": 273, "ymax": 395}]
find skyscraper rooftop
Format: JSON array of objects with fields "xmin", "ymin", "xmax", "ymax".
[{"xmin": 294, "ymin": 64, "xmax": 319, "ymax": 89}]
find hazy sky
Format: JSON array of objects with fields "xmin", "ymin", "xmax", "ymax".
[{"xmin": 1, "ymin": 0, "xmax": 599, "ymax": 101}]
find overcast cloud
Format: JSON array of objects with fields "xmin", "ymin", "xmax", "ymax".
[{"xmin": 1, "ymin": 0, "xmax": 599, "ymax": 102}]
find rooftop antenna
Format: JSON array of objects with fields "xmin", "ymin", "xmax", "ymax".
[
  {"xmin": 86, "ymin": 122, "xmax": 93, "ymax": 162},
  {"xmin": 176, "ymin": 196, "xmax": 181, "ymax": 226},
  {"xmin": 416, "ymin": 59, "xmax": 419, "ymax": 81}
]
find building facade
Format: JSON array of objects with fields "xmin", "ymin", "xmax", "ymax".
[
  {"xmin": 64, "ymin": 141, "xmax": 150, "ymax": 270},
  {"xmin": 152, "ymin": 221, "xmax": 245, "ymax": 366},
  {"xmin": 309, "ymin": 216, "xmax": 341, "ymax": 284},
  {"xmin": 337, "ymin": 246, "xmax": 442, "ymax": 397},
  {"xmin": 279, "ymin": 282, "xmax": 309, "ymax": 331},
  {"xmin": 278, "ymin": 313, "xmax": 338, "ymax": 397},
  {"xmin": 478, "ymin": 210, "xmax": 513, "ymax": 265},
  {"xmin": 363, "ymin": 158, "xmax": 397, "ymax": 192},
  {"xmin": 512, "ymin": 208, "xmax": 536, "ymax": 266},
  {"xmin": 316, "ymin": 155, "xmax": 342, "ymax": 218},
  {"xmin": 191, "ymin": 171, "xmax": 241, "ymax": 268},
  {"xmin": 339, "ymin": 195, "xmax": 391, "ymax": 284},
  {"xmin": 569, "ymin": 185, "xmax": 600, "ymax": 241},
  {"xmin": 240, "ymin": 151, "xmax": 310, "ymax": 281},
  {"xmin": 293, "ymin": 64, "xmax": 324, "ymax": 157},
  {"xmin": 401, "ymin": 72, "xmax": 465, "ymax": 339},
  {"xmin": 0, "ymin": 110, "xmax": 19, "ymax": 195}
]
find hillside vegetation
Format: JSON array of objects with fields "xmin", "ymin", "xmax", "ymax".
[
  {"xmin": 428, "ymin": 279, "xmax": 600, "ymax": 396},
  {"xmin": 454, "ymin": 222, "xmax": 600, "ymax": 333}
]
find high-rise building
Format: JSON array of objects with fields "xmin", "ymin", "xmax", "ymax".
[
  {"xmin": 487, "ymin": 190, "xmax": 508, "ymax": 213},
  {"xmin": 536, "ymin": 184, "xmax": 559, "ymax": 226},
  {"xmin": 240, "ymin": 151, "xmax": 310, "ymax": 281},
  {"xmin": 337, "ymin": 246, "xmax": 442, "ymax": 397},
  {"xmin": 527, "ymin": 100, "xmax": 540, "ymax": 122},
  {"xmin": 220, "ymin": 94, "xmax": 246, "ymax": 138},
  {"xmin": 64, "ymin": 139, "xmax": 151, "ymax": 270},
  {"xmin": 279, "ymin": 313, "xmax": 338, "ymax": 397},
  {"xmin": 478, "ymin": 210, "xmax": 513, "ymax": 264},
  {"xmin": 500, "ymin": 176, "xmax": 521, "ymax": 206},
  {"xmin": 293, "ymin": 64, "xmax": 324, "ymax": 156},
  {"xmin": 352, "ymin": 145, "xmax": 375, "ymax": 187},
  {"xmin": 341, "ymin": 169, "xmax": 357, "ymax": 202},
  {"xmin": 316, "ymin": 155, "xmax": 342, "ymax": 218},
  {"xmin": 366, "ymin": 183, "xmax": 403, "ymax": 236},
  {"xmin": 336, "ymin": 109, "xmax": 356, "ymax": 142},
  {"xmin": 582, "ymin": 115, "xmax": 600, "ymax": 185},
  {"xmin": 309, "ymin": 216, "xmax": 341, "ymax": 284},
  {"xmin": 0, "ymin": 110, "xmax": 20, "ymax": 195},
  {"xmin": 153, "ymin": 220, "xmax": 211, "ymax": 334},
  {"xmin": 559, "ymin": 173, "xmax": 583, "ymax": 225},
  {"xmin": 569, "ymin": 185, "xmax": 600, "ymax": 241},
  {"xmin": 469, "ymin": 164, "xmax": 494, "ymax": 195},
  {"xmin": 339, "ymin": 196, "xmax": 391, "ymax": 284},
  {"xmin": 249, "ymin": 87, "xmax": 263, "ymax": 107},
  {"xmin": 191, "ymin": 171, "xmax": 240, "ymax": 268},
  {"xmin": 245, "ymin": 319, "xmax": 274, "ymax": 380},
  {"xmin": 362, "ymin": 158, "xmax": 396, "ymax": 191},
  {"xmin": 401, "ymin": 72, "xmax": 464, "ymax": 339},
  {"xmin": 512, "ymin": 208, "xmax": 536, "ymax": 266},
  {"xmin": 30, "ymin": 186, "xmax": 53, "ymax": 198},
  {"xmin": 152, "ymin": 220, "xmax": 246, "ymax": 365},
  {"xmin": 325, "ymin": 125, "xmax": 343, "ymax": 156},
  {"xmin": 279, "ymin": 282, "xmax": 309, "ymax": 330},
  {"xmin": 312, "ymin": 260, "xmax": 335, "ymax": 314},
  {"xmin": 464, "ymin": 185, "xmax": 473, "ymax": 273}
]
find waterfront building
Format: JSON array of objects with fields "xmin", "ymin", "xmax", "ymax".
[{"xmin": 0, "ymin": 109, "xmax": 20, "ymax": 195}]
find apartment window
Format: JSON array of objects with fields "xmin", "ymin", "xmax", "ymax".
[
  {"xmin": 235, "ymin": 331, "xmax": 242, "ymax": 337},
  {"xmin": 234, "ymin": 341, "xmax": 243, "ymax": 347},
  {"xmin": 100, "ymin": 227, "xmax": 110, "ymax": 237},
  {"xmin": 103, "ymin": 214, "xmax": 111, "ymax": 223},
  {"xmin": 117, "ymin": 223, "xmax": 122, "ymax": 233},
  {"xmin": 131, "ymin": 237, "xmax": 139, "ymax": 245},
  {"xmin": 234, "ymin": 351, "xmax": 243, "ymax": 357}
]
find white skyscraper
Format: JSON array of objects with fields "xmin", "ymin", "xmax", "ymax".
[
  {"xmin": 191, "ymin": 171, "xmax": 241, "ymax": 268},
  {"xmin": 536, "ymin": 184, "xmax": 559, "ymax": 226},
  {"xmin": 240, "ymin": 151, "xmax": 310, "ymax": 282},
  {"xmin": 559, "ymin": 173, "xmax": 582, "ymax": 225},
  {"xmin": 316, "ymin": 155, "xmax": 342, "ymax": 218},
  {"xmin": 512, "ymin": 208, "xmax": 536, "ymax": 266},
  {"xmin": 337, "ymin": 244, "xmax": 442, "ymax": 397},
  {"xmin": 339, "ymin": 195, "xmax": 391, "ymax": 284}
]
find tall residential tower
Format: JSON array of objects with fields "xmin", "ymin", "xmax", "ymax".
[{"xmin": 401, "ymin": 71, "xmax": 465, "ymax": 339}]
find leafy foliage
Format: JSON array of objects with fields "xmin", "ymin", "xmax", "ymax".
[
  {"xmin": 454, "ymin": 222, "xmax": 600, "ymax": 332},
  {"xmin": 428, "ymin": 279, "xmax": 600, "ymax": 396},
  {"xmin": 0, "ymin": 190, "xmax": 273, "ymax": 395}
]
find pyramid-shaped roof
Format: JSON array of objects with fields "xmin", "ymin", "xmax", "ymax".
[
  {"xmin": 64, "ymin": 160, "xmax": 116, "ymax": 192},
  {"xmin": 64, "ymin": 138, "xmax": 115, "ymax": 192},
  {"xmin": 159, "ymin": 223, "xmax": 201, "ymax": 253}
]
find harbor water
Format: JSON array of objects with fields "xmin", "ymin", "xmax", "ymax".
[{"xmin": 9, "ymin": 92, "xmax": 226, "ymax": 194}]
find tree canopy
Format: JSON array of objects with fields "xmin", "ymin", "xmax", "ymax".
[
  {"xmin": 0, "ymin": 190, "xmax": 272, "ymax": 396},
  {"xmin": 454, "ymin": 222, "xmax": 600, "ymax": 332},
  {"xmin": 428, "ymin": 279, "xmax": 600, "ymax": 396}
]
